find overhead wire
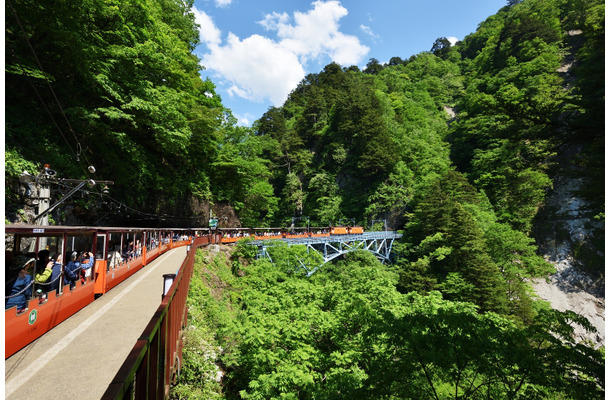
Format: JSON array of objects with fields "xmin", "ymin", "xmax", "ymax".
[
  {"xmin": 58, "ymin": 181, "xmax": 200, "ymax": 223},
  {"xmin": 6, "ymin": 0, "xmax": 94, "ymax": 178},
  {"xmin": 6, "ymin": 1, "xmax": 203, "ymax": 226},
  {"xmin": 7, "ymin": 167, "xmax": 200, "ymax": 224}
]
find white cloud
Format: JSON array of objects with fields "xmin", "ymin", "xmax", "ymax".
[
  {"xmin": 234, "ymin": 112, "xmax": 255, "ymax": 126},
  {"xmin": 192, "ymin": 6, "xmax": 221, "ymax": 46},
  {"xmin": 197, "ymin": 1, "xmax": 368, "ymax": 107},
  {"xmin": 359, "ymin": 24, "xmax": 380, "ymax": 42},
  {"xmin": 447, "ymin": 36, "xmax": 459, "ymax": 46},
  {"xmin": 258, "ymin": 11, "xmax": 291, "ymax": 31},
  {"xmin": 260, "ymin": 0, "xmax": 369, "ymax": 65},
  {"xmin": 204, "ymin": 33, "xmax": 305, "ymax": 105},
  {"xmin": 214, "ymin": 0, "xmax": 232, "ymax": 6}
]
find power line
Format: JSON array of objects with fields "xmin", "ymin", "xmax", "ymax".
[
  {"xmin": 6, "ymin": 0, "xmax": 94, "ymax": 178},
  {"xmin": 6, "ymin": 4, "xmax": 204, "ymax": 226},
  {"xmin": 7, "ymin": 168, "xmax": 199, "ymax": 224}
]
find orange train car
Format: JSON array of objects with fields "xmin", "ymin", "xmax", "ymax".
[
  {"xmin": 348, "ymin": 226, "xmax": 364, "ymax": 234},
  {"xmin": 252, "ymin": 228, "xmax": 284, "ymax": 240},
  {"xmin": 330, "ymin": 226, "xmax": 348, "ymax": 235},
  {"xmin": 4, "ymin": 225, "xmax": 207, "ymax": 358},
  {"xmin": 218, "ymin": 226, "xmax": 364, "ymax": 242},
  {"xmin": 5, "ymin": 223, "xmax": 364, "ymax": 358},
  {"xmin": 219, "ymin": 227, "xmax": 252, "ymax": 243}
]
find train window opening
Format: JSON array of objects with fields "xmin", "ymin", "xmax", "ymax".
[
  {"xmin": 96, "ymin": 234, "xmax": 106, "ymax": 261},
  {"xmin": 66, "ymin": 235, "xmax": 93, "ymax": 255},
  {"xmin": 123, "ymin": 233, "xmax": 135, "ymax": 261},
  {"xmin": 64, "ymin": 235, "xmax": 94, "ymax": 284},
  {"xmin": 146, "ymin": 231, "xmax": 154, "ymax": 250},
  {"xmin": 37, "ymin": 236, "xmax": 61, "ymax": 257},
  {"xmin": 108, "ymin": 233, "xmax": 123, "ymax": 270},
  {"xmin": 15, "ymin": 236, "xmax": 35, "ymax": 255},
  {"xmin": 134, "ymin": 233, "xmax": 143, "ymax": 259},
  {"xmin": 36, "ymin": 236, "xmax": 66, "ymax": 297},
  {"xmin": 5, "ymin": 234, "xmax": 66, "ymax": 298}
]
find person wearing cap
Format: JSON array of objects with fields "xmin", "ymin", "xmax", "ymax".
[{"xmin": 6, "ymin": 256, "xmax": 35, "ymax": 312}]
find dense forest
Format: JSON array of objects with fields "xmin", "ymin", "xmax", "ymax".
[
  {"xmin": 5, "ymin": 0, "xmax": 604, "ymax": 233},
  {"xmin": 5, "ymin": 0, "xmax": 605, "ymax": 398},
  {"xmin": 176, "ymin": 245, "xmax": 603, "ymax": 399}
]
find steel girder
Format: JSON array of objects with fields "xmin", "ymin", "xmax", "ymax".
[{"xmin": 251, "ymin": 232, "xmax": 402, "ymax": 274}]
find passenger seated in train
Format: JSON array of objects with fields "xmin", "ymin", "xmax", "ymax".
[
  {"xmin": 34, "ymin": 250, "xmax": 53, "ymax": 287},
  {"xmin": 135, "ymin": 240, "xmax": 142, "ymax": 257},
  {"xmin": 29, "ymin": 250, "xmax": 48, "ymax": 298},
  {"xmin": 108, "ymin": 244, "xmax": 123, "ymax": 270},
  {"xmin": 80, "ymin": 252, "xmax": 94, "ymax": 282},
  {"xmin": 6, "ymin": 255, "xmax": 36, "ymax": 312},
  {"xmin": 36, "ymin": 249, "xmax": 49, "ymax": 271},
  {"xmin": 64, "ymin": 251, "xmax": 81, "ymax": 289},
  {"xmin": 46, "ymin": 253, "xmax": 64, "ymax": 294},
  {"xmin": 122, "ymin": 242, "xmax": 133, "ymax": 261}
]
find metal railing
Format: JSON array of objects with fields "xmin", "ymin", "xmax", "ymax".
[
  {"xmin": 248, "ymin": 231, "xmax": 402, "ymax": 247},
  {"xmin": 102, "ymin": 235, "xmax": 214, "ymax": 399}
]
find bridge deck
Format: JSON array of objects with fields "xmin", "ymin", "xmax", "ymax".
[
  {"xmin": 4, "ymin": 247, "xmax": 187, "ymax": 400},
  {"xmin": 251, "ymin": 231, "xmax": 402, "ymax": 271},
  {"xmin": 249, "ymin": 231, "xmax": 402, "ymax": 246}
]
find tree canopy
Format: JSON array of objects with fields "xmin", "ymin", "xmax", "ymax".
[
  {"xmin": 4, "ymin": 0, "xmax": 604, "ymax": 398},
  {"xmin": 174, "ymin": 247, "xmax": 604, "ymax": 399}
]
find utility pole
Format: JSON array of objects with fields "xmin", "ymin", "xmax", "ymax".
[
  {"xmin": 22, "ymin": 164, "xmax": 113, "ymax": 226},
  {"xmin": 38, "ymin": 179, "xmax": 51, "ymax": 227}
]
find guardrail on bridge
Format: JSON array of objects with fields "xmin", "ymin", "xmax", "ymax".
[{"xmin": 102, "ymin": 234, "xmax": 216, "ymax": 399}]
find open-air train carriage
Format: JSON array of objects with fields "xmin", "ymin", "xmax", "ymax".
[
  {"xmin": 5, "ymin": 223, "xmax": 362, "ymax": 358},
  {"xmin": 4, "ymin": 225, "xmax": 201, "ymax": 358}
]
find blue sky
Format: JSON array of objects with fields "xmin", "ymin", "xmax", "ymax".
[{"xmin": 192, "ymin": 0, "xmax": 507, "ymax": 126}]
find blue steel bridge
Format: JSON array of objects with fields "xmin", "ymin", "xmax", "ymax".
[{"xmin": 249, "ymin": 231, "xmax": 402, "ymax": 274}]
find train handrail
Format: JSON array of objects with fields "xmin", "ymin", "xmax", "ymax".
[{"xmin": 102, "ymin": 235, "xmax": 211, "ymax": 399}]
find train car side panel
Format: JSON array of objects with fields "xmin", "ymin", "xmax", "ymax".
[
  {"xmin": 104, "ymin": 258, "xmax": 143, "ymax": 293},
  {"xmin": 5, "ymin": 225, "xmax": 198, "ymax": 359},
  {"xmin": 5, "ymin": 281, "xmax": 95, "ymax": 358},
  {"xmin": 94, "ymin": 259, "xmax": 107, "ymax": 296},
  {"xmin": 146, "ymin": 247, "xmax": 161, "ymax": 264}
]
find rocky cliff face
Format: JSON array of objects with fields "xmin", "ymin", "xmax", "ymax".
[{"xmin": 533, "ymin": 143, "xmax": 605, "ymax": 347}]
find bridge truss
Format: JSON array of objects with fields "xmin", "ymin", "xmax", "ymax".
[{"xmin": 250, "ymin": 232, "xmax": 402, "ymax": 274}]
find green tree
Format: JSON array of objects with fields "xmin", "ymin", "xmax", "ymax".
[
  {"xmin": 179, "ymin": 247, "xmax": 603, "ymax": 399},
  {"xmin": 211, "ymin": 125, "xmax": 278, "ymax": 225},
  {"xmin": 6, "ymin": 0, "xmax": 224, "ymax": 223},
  {"xmin": 430, "ymin": 37, "xmax": 452, "ymax": 59},
  {"xmin": 401, "ymin": 171, "xmax": 508, "ymax": 314},
  {"xmin": 366, "ymin": 292, "xmax": 604, "ymax": 399}
]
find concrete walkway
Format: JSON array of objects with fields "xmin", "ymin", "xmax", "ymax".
[{"xmin": 5, "ymin": 247, "xmax": 187, "ymax": 400}]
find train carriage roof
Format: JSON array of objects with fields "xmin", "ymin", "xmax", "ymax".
[{"xmin": 5, "ymin": 225, "xmax": 208, "ymax": 235}]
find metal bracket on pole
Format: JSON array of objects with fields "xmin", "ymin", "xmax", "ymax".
[
  {"xmin": 33, "ymin": 178, "xmax": 114, "ymax": 222},
  {"xmin": 34, "ymin": 180, "xmax": 89, "ymax": 221}
]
